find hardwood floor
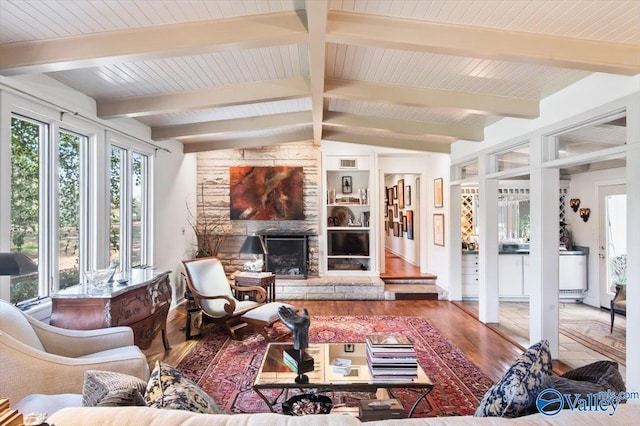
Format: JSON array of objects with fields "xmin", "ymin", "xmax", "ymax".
[
  {"xmin": 143, "ymin": 299, "xmax": 525, "ymax": 383},
  {"xmin": 380, "ymin": 252, "xmax": 437, "ymax": 280}
]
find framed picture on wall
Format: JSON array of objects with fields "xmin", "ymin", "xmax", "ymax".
[
  {"xmin": 405, "ymin": 185, "xmax": 411, "ymax": 206},
  {"xmin": 406, "ymin": 210, "xmax": 414, "ymax": 240},
  {"xmin": 433, "ymin": 213, "xmax": 445, "ymax": 246},
  {"xmin": 434, "ymin": 178, "xmax": 443, "ymax": 208},
  {"xmin": 387, "ymin": 187, "xmax": 394, "ymax": 205},
  {"xmin": 397, "ymin": 179, "xmax": 405, "ymax": 209},
  {"xmin": 342, "ymin": 176, "xmax": 353, "ymax": 194}
]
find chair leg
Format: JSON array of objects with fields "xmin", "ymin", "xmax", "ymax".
[{"xmin": 610, "ymin": 303, "xmax": 615, "ymax": 334}]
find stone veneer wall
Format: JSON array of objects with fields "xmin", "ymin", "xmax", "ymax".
[{"xmin": 195, "ymin": 142, "xmax": 321, "ymax": 277}]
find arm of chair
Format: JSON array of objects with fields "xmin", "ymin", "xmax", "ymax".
[
  {"xmin": 229, "ymin": 284, "xmax": 267, "ymax": 303},
  {"xmin": 27, "ymin": 315, "xmax": 135, "ymax": 357},
  {"xmin": 0, "ymin": 332, "xmax": 149, "ymax": 404}
]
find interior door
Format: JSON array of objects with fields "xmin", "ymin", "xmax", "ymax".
[{"xmin": 598, "ymin": 184, "xmax": 626, "ymax": 308}]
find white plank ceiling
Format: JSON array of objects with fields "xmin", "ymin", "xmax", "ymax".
[{"xmin": 0, "ymin": 0, "xmax": 638, "ymax": 153}]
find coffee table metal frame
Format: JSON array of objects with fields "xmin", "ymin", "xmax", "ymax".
[{"xmin": 253, "ymin": 342, "xmax": 434, "ymax": 417}]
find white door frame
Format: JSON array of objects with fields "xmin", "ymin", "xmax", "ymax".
[{"xmin": 598, "ymin": 183, "xmax": 626, "ymax": 308}]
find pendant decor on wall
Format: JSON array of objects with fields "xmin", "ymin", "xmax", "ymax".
[{"xmin": 230, "ymin": 166, "xmax": 305, "ymax": 220}]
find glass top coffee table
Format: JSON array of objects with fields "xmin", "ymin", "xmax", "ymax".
[{"xmin": 253, "ymin": 342, "xmax": 434, "ymax": 417}]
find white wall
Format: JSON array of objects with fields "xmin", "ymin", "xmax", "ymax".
[
  {"xmin": 566, "ymin": 167, "xmax": 626, "ymax": 307},
  {"xmin": 153, "ymin": 148, "xmax": 197, "ymax": 306}
]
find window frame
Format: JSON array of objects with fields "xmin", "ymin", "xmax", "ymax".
[{"xmin": 1, "ymin": 95, "xmax": 154, "ymax": 305}]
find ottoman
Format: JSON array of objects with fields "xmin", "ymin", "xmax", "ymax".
[{"xmin": 241, "ymin": 302, "xmax": 296, "ymax": 341}]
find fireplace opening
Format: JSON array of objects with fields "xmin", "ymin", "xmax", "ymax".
[{"xmin": 262, "ymin": 234, "xmax": 309, "ymax": 279}]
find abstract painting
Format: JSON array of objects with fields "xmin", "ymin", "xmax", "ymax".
[{"xmin": 230, "ymin": 166, "xmax": 304, "ymax": 220}]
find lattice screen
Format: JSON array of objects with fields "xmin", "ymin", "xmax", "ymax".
[{"xmin": 459, "ymin": 187, "xmax": 568, "ymax": 243}]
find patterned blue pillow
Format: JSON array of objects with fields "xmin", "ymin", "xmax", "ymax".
[{"xmin": 474, "ymin": 340, "xmax": 552, "ymax": 418}]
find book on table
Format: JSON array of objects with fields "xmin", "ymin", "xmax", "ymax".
[
  {"xmin": 366, "ymin": 346, "xmax": 417, "ymax": 364},
  {"xmin": 366, "ymin": 334, "xmax": 413, "ymax": 348}
]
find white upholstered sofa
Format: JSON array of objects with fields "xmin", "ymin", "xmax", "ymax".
[
  {"xmin": 0, "ymin": 299, "xmax": 149, "ymax": 403},
  {"xmin": 47, "ymin": 404, "xmax": 640, "ymax": 425}
]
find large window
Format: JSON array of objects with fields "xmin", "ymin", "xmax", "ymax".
[
  {"xmin": 10, "ymin": 116, "xmax": 88, "ymax": 304},
  {"xmin": 7, "ymin": 112, "xmax": 153, "ymax": 306},
  {"xmin": 110, "ymin": 145, "xmax": 151, "ymax": 271},
  {"xmin": 10, "ymin": 116, "xmax": 43, "ymax": 304}
]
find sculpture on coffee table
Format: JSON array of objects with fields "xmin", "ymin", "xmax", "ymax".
[{"xmin": 278, "ymin": 306, "xmax": 313, "ymax": 383}]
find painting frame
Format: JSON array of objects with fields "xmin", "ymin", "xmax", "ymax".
[
  {"xmin": 434, "ymin": 177, "xmax": 443, "ymax": 208},
  {"xmin": 405, "ymin": 185, "xmax": 411, "ymax": 206},
  {"xmin": 342, "ymin": 176, "xmax": 353, "ymax": 194},
  {"xmin": 397, "ymin": 179, "xmax": 405, "ymax": 209},
  {"xmin": 229, "ymin": 166, "xmax": 305, "ymax": 220},
  {"xmin": 433, "ymin": 213, "xmax": 445, "ymax": 246},
  {"xmin": 406, "ymin": 210, "xmax": 414, "ymax": 240}
]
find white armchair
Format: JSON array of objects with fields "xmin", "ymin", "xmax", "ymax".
[{"xmin": 0, "ymin": 299, "xmax": 149, "ymax": 403}]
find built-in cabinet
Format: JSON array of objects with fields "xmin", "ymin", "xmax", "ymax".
[
  {"xmin": 323, "ymin": 154, "xmax": 374, "ymax": 274},
  {"xmin": 461, "ymin": 253, "xmax": 479, "ymax": 297},
  {"xmin": 462, "ymin": 250, "xmax": 588, "ymax": 300},
  {"xmin": 498, "ymin": 254, "xmax": 531, "ymax": 298}
]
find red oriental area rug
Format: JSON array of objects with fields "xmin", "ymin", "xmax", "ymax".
[{"xmin": 177, "ymin": 315, "xmax": 492, "ymax": 417}]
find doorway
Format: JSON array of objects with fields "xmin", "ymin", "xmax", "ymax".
[{"xmin": 598, "ymin": 184, "xmax": 626, "ymax": 308}]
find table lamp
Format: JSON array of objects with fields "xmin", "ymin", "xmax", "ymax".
[
  {"xmin": 239, "ymin": 234, "xmax": 268, "ymax": 272},
  {"xmin": 0, "ymin": 252, "xmax": 38, "ymax": 276}
]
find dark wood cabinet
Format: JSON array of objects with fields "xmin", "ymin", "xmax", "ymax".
[{"xmin": 51, "ymin": 270, "xmax": 172, "ymax": 350}]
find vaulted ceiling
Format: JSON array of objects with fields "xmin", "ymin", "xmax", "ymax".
[{"xmin": 1, "ymin": 0, "xmax": 638, "ymax": 154}]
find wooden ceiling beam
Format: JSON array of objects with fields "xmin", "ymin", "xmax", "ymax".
[
  {"xmin": 0, "ymin": 11, "xmax": 308, "ymax": 75},
  {"xmin": 152, "ymin": 111, "xmax": 311, "ymax": 140},
  {"xmin": 325, "ymin": 78, "xmax": 539, "ymax": 119},
  {"xmin": 183, "ymin": 128, "xmax": 313, "ymax": 153},
  {"xmin": 326, "ymin": 11, "xmax": 640, "ymax": 76},
  {"xmin": 324, "ymin": 111, "xmax": 483, "ymax": 142},
  {"xmin": 306, "ymin": 0, "xmax": 328, "ymax": 145},
  {"xmin": 323, "ymin": 130, "xmax": 451, "ymax": 153},
  {"xmin": 98, "ymin": 78, "xmax": 310, "ymax": 119}
]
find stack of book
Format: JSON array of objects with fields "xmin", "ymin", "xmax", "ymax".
[
  {"xmin": 366, "ymin": 334, "xmax": 418, "ymax": 381},
  {"xmin": 283, "ymin": 348, "xmax": 314, "ymax": 374}
]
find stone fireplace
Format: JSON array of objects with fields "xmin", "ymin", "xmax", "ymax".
[{"xmin": 260, "ymin": 231, "xmax": 314, "ymax": 279}]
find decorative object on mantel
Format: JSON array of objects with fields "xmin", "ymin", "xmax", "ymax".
[
  {"xmin": 229, "ymin": 166, "xmax": 304, "ymax": 220},
  {"xmin": 187, "ymin": 181, "xmax": 231, "ymax": 258},
  {"xmin": 569, "ymin": 198, "xmax": 581, "ymax": 212},
  {"xmin": 579, "ymin": 208, "xmax": 591, "ymax": 222},
  {"xmin": 239, "ymin": 234, "xmax": 268, "ymax": 272}
]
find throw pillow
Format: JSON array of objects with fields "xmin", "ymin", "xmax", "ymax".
[
  {"xmin": 144, "ymin": 361, "xmax": 225, "ymax": 414},
  {"xmin": 561, "ymin": 360, "xmax": 626, "ymax": 393},
  {"xmin": 96, "ymin": 388, "xmax": 146, "ymax": 407},
  {"xmin": 474, "ymin": 340, "xmax": 552, "ymax": 418},
  {"xmin": 82, "ymin": 370, "xmax": 148, "ymax": 407}
]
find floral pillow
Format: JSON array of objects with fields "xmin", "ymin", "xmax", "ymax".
[
  {"xmin": 475, "ymin": 340, "xmax": 552, "ymax": 418},
  {"xmin": 144, "ymin": 361, "xmax": 225, "ymax": 414}
]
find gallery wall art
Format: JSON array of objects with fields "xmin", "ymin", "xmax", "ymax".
[{"xmin": 229, "ymin": 166, "xmax": 305, "ymax": 220}]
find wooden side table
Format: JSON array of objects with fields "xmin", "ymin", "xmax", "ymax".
[{"xmin": 234, "ymin": 272, "xmax": 276, "ymax": 302}]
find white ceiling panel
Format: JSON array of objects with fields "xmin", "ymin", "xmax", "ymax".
[
  {"xmin": 330, "ymin": 0, "xmax": 640, "ymax": 44},
  {"xmin": 1, "ymin": 0, "xmax": 637, "ymax": 152}
]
